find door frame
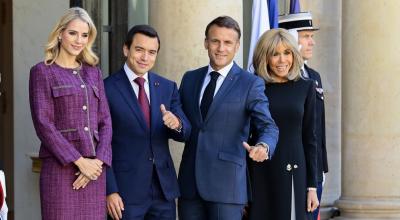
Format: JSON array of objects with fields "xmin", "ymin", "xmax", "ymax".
[{"xmin": 0, "ymin": 0, "xmax": 14, "ymax": 219}]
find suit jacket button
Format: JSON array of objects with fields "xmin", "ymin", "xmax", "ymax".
[
  {"xmin": 286, "ymin": 164, "xmax": 292, "ymax": 171},
  {"xmin": 293, "ymin": 164, "xmax": 298, "ymax": 169}
]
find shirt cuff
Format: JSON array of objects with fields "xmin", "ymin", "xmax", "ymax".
[
  {"xmin": 307, "ymin": 187, "xmax": 317, "ymax": 191},
  {"xmin": 174, "ymin": 117, "xmax": 183, "ymax": 133}
]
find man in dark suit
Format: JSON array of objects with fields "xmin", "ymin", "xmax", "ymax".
[
  {"xmin": 279, "ymin": 12, "xmax": 329, "ymax": 220},
  {"xmin": 178, "ymin": 16, "xmax": 279, "ymax": 220},
  {"xmin": 105, "ymin": 25, "xmax": 191, "ymax": 220}
]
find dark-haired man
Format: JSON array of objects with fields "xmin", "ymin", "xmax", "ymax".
[
  {"xmin": 105, "ymin": 25, "xmax": 191, "ymax": 220},
  {"xmin": 178, "ymin": 16, "xmax": 279, "ymax": 220}
]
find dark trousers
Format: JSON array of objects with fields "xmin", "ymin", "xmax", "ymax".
[
  {"xmin": 178, "ymin": 197, "xmax": 244, "ymax": 220},
  {"xmin": 313, "ymin": 181, "xmax": 323, "ymax": 220},
  {"xmin": 108, "ymin": 168, "xmax": 176, "ymax": 220}
]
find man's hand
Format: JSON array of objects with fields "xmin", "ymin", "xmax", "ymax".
[
  {"xmin": 160, "ymin": 104, "xmax": 181, "ymax": 130},
  {"xmin": 107, "ymin": 193, "xmax": 125, "ymax": 220},
  {"xmin": 243, "ymin": 142, "xmax": 268, "ymax": 162}
]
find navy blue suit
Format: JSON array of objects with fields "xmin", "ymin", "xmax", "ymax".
[
  {"xmin": 305, "ymin": 65, "xmax": 328, "ymax": 220},
  {"xmin": 178, "ymin": 63, "xmax": 279, "ymax": 219},
  {"xmin": 105, "ymin": 69, "xmax": 191, "ymax": 219},
  {"xmin": 304, "ymin": 65, "xmax": 328, "ymax": 181}
]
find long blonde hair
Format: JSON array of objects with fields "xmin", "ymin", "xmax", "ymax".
[
  {"xmin": 253, "ymin": 28, "xmax": 303, "ymax": 83},
  {"xmin": 44, "ymin": 7, "xmax": 98, "ymax": 66}
]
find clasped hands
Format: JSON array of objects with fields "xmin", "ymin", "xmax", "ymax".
[
  {"xmin": 243, "ymin": 142, "xmax": 269, "ymax": 162},
  {"xmin": 72, "ymin": 157, "xmax": 103, "ymax": 190},
  {"xmin": 160, "ymin": 104, "xmax": 181, "ymax": 130}
]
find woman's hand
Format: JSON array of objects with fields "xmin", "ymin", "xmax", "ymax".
[
  {"xmin": 74, "ymin": 157, "xmax": 102, "ymax": 180},
  {"xmin": 72, "ymin": 172, "xmax": 91, "ymax": 190},
  {"xmin": 307, "ymin": 189, "xmax": 319, "ymax": 213},
  {"xmin": 93, "ymin": 158, "xmax": 104, "ymax": 167}
]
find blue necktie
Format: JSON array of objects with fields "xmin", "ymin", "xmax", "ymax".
[{"xmin": 200, "ymin": 71, "xmax": 220, "ymax": 118}]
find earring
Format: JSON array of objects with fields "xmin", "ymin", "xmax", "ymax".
[{"xmin": 58, "ymin": 36, "xmax": 61, "ymax": 42}]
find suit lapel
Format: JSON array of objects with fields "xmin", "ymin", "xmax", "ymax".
[
  {"xmin": 305, "ymin": 65, "xmax": 314, "ymax": 79},
  {"xmin": 204, "ymin": 63, "xmax": 240, "ymax": 123},
  {"xmin": 113, "ymin": 70, "xmax": 148, "ymax": 131},
  {"xmin": 148, "ymin": 72, "xmax": 161, "ymax": 134},
  {"xmin": 305, "ymin": 65, "xmax": 320, "ymax": 86}
]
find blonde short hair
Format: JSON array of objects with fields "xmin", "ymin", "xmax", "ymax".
[
  {"xmin": 44, "ymin": 7, "xmax": 98, "ymax": 66},
  {"xmin": 252, "ymin": 28, "xmax": 303, "ymax": 83}
]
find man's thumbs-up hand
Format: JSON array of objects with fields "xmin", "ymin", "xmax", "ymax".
[
  {"xmin": 160, "ymin": 104, "xmax": 181, "ymax": 130},
  {"xmin": 243, "ymin": 142, "xmax": 269, "ymax": 162}
]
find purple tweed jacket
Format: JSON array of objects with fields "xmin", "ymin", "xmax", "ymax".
[{"xmin": 29, "ymin": 62, "xmax": 112, "ymax": 166}]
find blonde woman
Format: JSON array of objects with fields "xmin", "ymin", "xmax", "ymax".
[
  {"xmin": 247, "ymin": 28, "xmax": 319, "ymax": 220},
  {"xmin": 29, "ymin": 7, "xmax": 111, "ymax": 219}
]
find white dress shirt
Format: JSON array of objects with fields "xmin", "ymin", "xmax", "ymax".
[
  {"xmin": 124, "ymin": 63, "xmax": 151, "ymax": 103},
  {"xmin": 301, "ymin": 65, "xmax": 309, "ymax": 78},
  {"xmin": 199, "ymin": 61, "xmax": 234, "ymax": 104}
]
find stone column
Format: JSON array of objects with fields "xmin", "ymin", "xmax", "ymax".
[
  {"xmin": 336, "ymin": 0, "xmax": 400, "ymax": 219},
  {"xmin": 148, "ymin": 0, "xmax": 243, "ymax": 171}
]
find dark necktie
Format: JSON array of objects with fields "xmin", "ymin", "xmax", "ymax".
[
  {"xmin": 200, "ymin": 71, "xmax": 220, "ymax": 118},
  {"xmin": 134, "ymin": 77, "xmax": 150, "ymax": 128}
]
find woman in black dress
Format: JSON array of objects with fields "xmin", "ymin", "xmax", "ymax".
[{"xmin": 247, "ymin": 28, "xmax": 319, "ymax": 220}]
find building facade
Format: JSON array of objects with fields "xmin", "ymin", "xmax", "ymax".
[{"xmin": 3, "ymin": 0, "xmax": 398, "ymax": 219}]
